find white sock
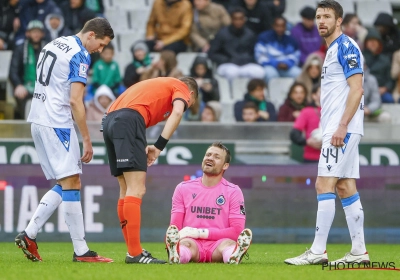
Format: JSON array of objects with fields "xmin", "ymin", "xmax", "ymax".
[
  {"xmin": 25, "ymin": 184, "xmax": 62, "ymax": 239},
  {"xmin": 62, "ymin": 190, "xmax": 89, "ymax": 256},
  {"xmin": 342, "ymin": 193, "xmax": 367, "ymax": 255},
  {"xmin": 310, "ymin": 193, "xmax": 336, "ymax": 254}
]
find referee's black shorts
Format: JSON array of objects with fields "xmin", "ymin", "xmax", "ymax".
[{"xmin": 103, "ymin": 108, "xmax": 147, "ymax": 176}]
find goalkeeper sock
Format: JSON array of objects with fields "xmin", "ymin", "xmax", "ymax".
[
  {"xmin": 342, "ymin": 193, "xmax": 367, "ymax": 255},
  {"xmin": 179, "ymin": 245, "xmax": 191, "ymax": 264},
  {"xmin": 25, "ymin": 184, "xmax": 62, "ymax": 239},
  {"xmin": 124, "ymin": 196, "xmax": 142, "ymax": 256},
  {"xmin": 117, "ymin": 199, "xmax": 128, "ymax": 247},
  {"xmin": 223, "ymin": 245, "xmax": 235, "ymax": 263},
  {"xmin": 310, "ymin": 193, "xmax": 336, "ymax": 254}
]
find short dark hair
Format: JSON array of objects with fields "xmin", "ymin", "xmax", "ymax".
[
  {"xmin": 243, "ymin": 101, "xmax": 259, "ymax": 112},
  {"xmin": 81, "ymin": 17, "xmax": 114, "ymax": 40},
  {"xmin": 229, "ymin": 6, "xmax": 246, "ymax": 17},
  {"xmin": 209, "ymin": 141, "xmax": 231, "ymax": 164},
  {"xmin": 273, "ymin": 16, "xmax": 287, "ymax": 25},
  {"xmin": 247, "ymin": 79, "xmax": 266, "ymax": 93},
  {"xmin": 179, "ymin": 76, "xmax": 199, "ymax": 100},
  {"xmin": 342, "ymin": 13, "xmax": 357, "ymax": 26},
  {"xmin": 317, "ymin": 0, "xmax": 343, "ymax": 20}
]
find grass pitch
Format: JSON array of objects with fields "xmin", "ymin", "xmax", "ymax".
[{"xmin": 1, "ymin": 243, "xmax": 400, "ymax": 280}]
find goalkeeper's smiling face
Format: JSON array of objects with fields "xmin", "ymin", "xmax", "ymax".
[{"xmin": 201, "ymin": 147, "xmax": 229, "ymax": 176}]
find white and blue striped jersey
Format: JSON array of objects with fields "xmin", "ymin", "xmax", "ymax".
[
  {"xmin": 320, "ymin": 34, "xmax": 364, "ymax": 137},
  {"xmin": 27, "ymin": 35, "xmax": 91, "ymax": 128}
]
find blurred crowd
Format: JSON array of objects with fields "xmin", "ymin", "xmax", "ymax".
[{"xmin": 1, "ymin": 0, "xmax": 400, "ymax": 158}]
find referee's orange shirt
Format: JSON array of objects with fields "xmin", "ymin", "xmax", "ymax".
[{"xmin": 108, "ymin": 77, "xmax": 191, "ymax": 128}]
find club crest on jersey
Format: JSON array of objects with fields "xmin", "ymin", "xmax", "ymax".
[
  {"xmin": 79, "ymin": 63, "xmax": 88, "ymax": 78},
  {"xmin": 164, "ymin": 111, "xmax": 170, "ymax": 118},
  {"xmin": 216, "ymin": 195, "xmax": 225, "ymax": 206}
]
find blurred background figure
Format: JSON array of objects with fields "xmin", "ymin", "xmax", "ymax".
[
  {"xmin": 91, "ymin": 43, "xmax": 121, "ymax": 98},
  {"xmin": 0, "ymin": 0, "xmax": 20, "ymax": 50},
  {"xmin": 241, "ymin": 101, "xmax": 261, "ymax": 122},
  {"xmin": 290, "ymin": 85, "xmax": 321, "ymax": 163},
  {"xmin": 373, "ymin": 12, "xmax": 400, "ymax": 60},
  {"xmin": 231, "ymin": 0, "xmax": 273, "ymax": 35},
  {"xmin": 208, "ymin": 7, "xmax": 264, "ymax": 82},
  {"xmin": 291, "ymin": 6, "xmax": 321, "ymax": 66},
  {"xmin": 255, "ymin": 16, "xmax": 301, "ymax": 84},
  {"xmin": 234, "ymin": 78, "xmax": 276, "ymax": 122},
  {"xmin": 60, "ymin": 0, "xmax": 96, "ymax": 34},
  {"xmin": 201, "ymin": 101, "xmax": 221, "ymax": 122},
  {"xmin": 277, "ymin": 82, "xmax": 307, "ymax": 122},
  {"xmin": 190, "ymin": 55, "xmax": 220, "ymax": 103},
  {"xmin": 141, "ymin": 50, "xmax": 183, "ymax": 80},
  {"xmin": 123, "ymin": 41, "xmax": 152, "ymax": 88},
  {"xmin": 146, "ymin": 0, "xmax": 192, "ymax": 54},
  {"xmin": 342, "ymin": 13, "xmax": 367, "ymax": 50},
  {"xmin": 86, "ymin": 85, "xmax": 115, "ymax": 122},
  {"xmin": 44, "ymin": 12, "xmax": 71, "ymax": 42},
  {"xmin": 9, "ymin": 20, "xmax": 46, "ymax": 119},
  {"xmin": 296, "ymin": 53, "xmax": 322, "ymax": 102},
  {"xmin": 191, "ymin": 0, "xmax": 230, "ymax": 53}
]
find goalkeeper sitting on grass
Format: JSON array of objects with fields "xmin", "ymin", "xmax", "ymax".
[{"xmin": 165, "ymin": 142, "xmax": 252, "ymax": 264}]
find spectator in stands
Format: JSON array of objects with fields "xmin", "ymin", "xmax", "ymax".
[
  {"xmin": 234, "ymin": 78, "xmax": 276, "ymax": 122},
  {"xmin": 208, "ymin": 7, "xmax": 264, "ymax": 82},
  {"xmin": 16, "ymin": 0, "xmax": 61, "ymax": 45},
  {"xmin": 184, "ymin": 97, "xmax": 204, "ymax": 121},
  {"xmin": 210, "ymin": 0, "xmax": 231, "ymax": 10},
  {"xmin": 277, "ymin": 82, "xmax": 307, "ymax": 122},
  {"xmin": 146, "ymin": 0, "xmax": 193, "ymax": 54},
  {"xmin": 391, "ymin": 49, "xmax": 400, "ymax": 102},
  {"xmin": 191, "ymin": 0, "xmax": 230, "ymax": 53},
  {"xmin": 231, "ymin": 0, "xmax": 273, "ymax": 35},
  {"xmin": 363, "ymin": 28, "xmax": 394, "ymax": 103},
  {"xmin": 290, "ymin": 85, "xmax": 321, "ymax": 163},
  {"xmin": 9, "ymin": 20, "xmax": 46, "ymax": 119},
  {"xmin": 342, "ymin": 14, "xmax": 367, "ymax": 50},
  {"xmin": 85, "ymin": 0, "xmax": 104, "ymax": 15},
  {"xmin": 374, "ymin": 12, "xmax": 400, "ymax": 60},
  {"xmin": 255, "ymin": 16, "xmax": 301, "ymax": 84},
  {"xmin": 44, "ymin": 12, "xmax": 71, "ymax": 42},
  {"xmin": 123, "ymin": 41, "xmax": 152, "ymax": 88},
  {"xmin": 364, "ymin": 66, "xmax": 391, "ymax": 123},
  {"xmin": 290, "ymin": 6, "xmax": 321, "ymax": 66},
  {"xmin": 141, "ymin": 50, "xmax": 183, "ymax": 80},
  {"xmin": 86, "ymin": 85, "xmax": 115, "ymax": 121},
  {"xmin": 265, "ymin": 0, "xmax": 285, "ymax": 19},
  {"xmin": 241, "ymin": 101, "xmax": 260, "ymax": 122},
  {"xmin": 60, "ymin": 0, "xmax": 96, "ymax": 34},
  {"xmin": 0, "ymin": 0, "xmax": 20, "ymax": 50},
  {"xmin": 190, "ymin": 55, "xmax": 220, "ymax": 103},
  {"xmin": 91, "ymin": 43, "xmax": 121, "ymax": 97},
  {"xmin": 201, "ymin": 101, "xmax": 221, "ymax": 122},
  {"xmin": 296, "ymin": 53, "xmax": 322, "ymax": 102}
]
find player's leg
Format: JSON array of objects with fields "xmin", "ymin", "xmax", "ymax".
[
  {"xmin": 211, "ymin": 239, "xmax": 236, "ymax": 263},
  {"xmin": 117, "ymin": 175, "xmax": 128, "ymax": 246},
  {"xmin": 179, "ymin": 238, "xmax": 200, "ymax": 263},
  {"xmin": 285, "ymin": 136, "xmax": 337, "ymax": 265}
]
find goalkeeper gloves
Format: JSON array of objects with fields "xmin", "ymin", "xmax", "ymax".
[{"xmin": 179, "ymin": 227, "xmax": 209, "ymax": 239}]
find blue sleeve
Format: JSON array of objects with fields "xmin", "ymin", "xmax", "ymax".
[
  {"xmin": 337, "ymin": 42, "xmax": 363, "ymax": 79},
  {"xmin": 68, "ymin": 50, "xmax": 91, "ymax": 84}
]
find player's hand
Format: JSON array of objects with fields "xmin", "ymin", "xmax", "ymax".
[
  {"xmin": 331, "ymin": 124, "xmax": 347, "ymax": 148},
  {"xmin": 14, "ymin": 85, "xmax": 28, "ymax": 99},
  {"xmin": 179, "ymin": 227, "xmax": 209, "ymax": 239},
  {"xmin": 81, "ymin": 139, "xmax": 93, "ymax": 163},
  {"xmin": 306, "ymin": 137, "xmax": 322, "ymax": 150},
  {"xmin": 146, "ymin": 145, "xmax": 161, "ymax": 167}
]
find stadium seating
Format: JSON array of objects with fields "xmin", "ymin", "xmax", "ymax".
[
  {"xmin": 336, "ymin": 0, "xmax": 355, "ymax": 14},
  {"xmin": 283, "ymin": 0, "xmax": 318, "ymax": 25},
  {"xmin": 268, "ymin": 77, "xmax": 295, "ymax": 110},
  {"xmin": 356, "ymin": 0, "xmax": 393, "ymax": 27},
  {"xmin": 232, "ymin": 77, "xmax": 250, "ymax": 101},
  {"xmin": 104, "ymin": 9, "xmax": 129, "ymax": 32},
  {"xmin": 0, "ymin": 51, "xmax": 12, "ymax": 83},
  {"xmin": 176, "ymin": 52, "xmax": 198, "ymax": 75},
  {"xmin": 127, "ymin": 9, "xmax": 152, "ymax": 31},
  {"xmin": 382, "ymin": 104, "xmax": 400, "ymax": 124},
  {"xmin": 214, "ymin": 75, "xmax": 231, "ymax": 103},
  {"xmin": 220, "ymin": 102, "xmax": 235, "ymax": 123}
]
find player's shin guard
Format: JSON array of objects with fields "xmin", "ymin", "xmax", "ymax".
[
  {"xmin": 342, "ymin": 192, "xmax": 367, "ymax": 255},
  {"xmin": 310, "ymin": 193, "xmax": 336, "ymax": 254},
  {"xmin": 25, "ymin": 184, "xmax": 62, "ymax": 239},
  {"xmin": 117, "ymin": 199, "xmax": 128, "ymax": 247},
  {"xmin": 124, "ymin": 196, "xmax": 142, "ymax": 257},
  {"xmin": 62, "ymin": 189, "xmax": 89, "ymax": 256}
]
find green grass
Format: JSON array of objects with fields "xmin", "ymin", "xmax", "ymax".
[{"xmin": 1, "ymin": 243, "xmax": 400, "ymax": 280}]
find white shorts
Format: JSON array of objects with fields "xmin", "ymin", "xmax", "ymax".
[
  {"xmin": 31, "ymin": 123, "xmax": 82, "ymax": 180},
  {"xmin": 318, "ymin": 133, "xmax": 361, "ymax": 179}
]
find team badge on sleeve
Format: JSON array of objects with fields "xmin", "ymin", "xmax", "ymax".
[
  {"xmin": 79, "ymin": 63, "xmax": 88, "ymax": 78},
  {"xmin": 216, "ymin": 195, "xmax": 225, "ymax": 206},
  {"xmin": 240, "ymin": 205, "xmax": 246, "ymax": 215}
]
